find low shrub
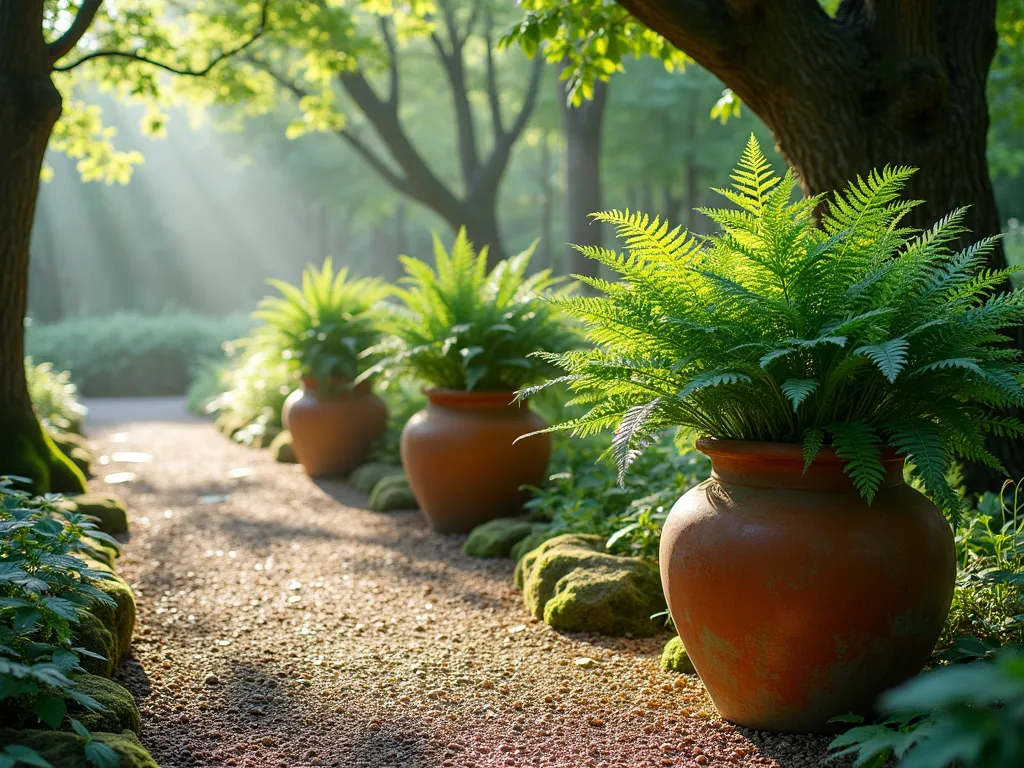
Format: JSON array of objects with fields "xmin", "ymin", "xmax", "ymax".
[
  {"xmin": 26, "ymin": 312, "xmax": 249, "ymax": 397},
  {"xmin": 0, "ymin": 476, "xmax": 126, "ymax": 766}
]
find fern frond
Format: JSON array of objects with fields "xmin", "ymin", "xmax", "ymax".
[{"xmin": 828, "ymin": 421, "xmax": 885, "ymax": 503}]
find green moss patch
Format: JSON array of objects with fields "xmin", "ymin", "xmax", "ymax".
[
  {"xmin": 368, "ymin": 474, "xmax": 417, "ymax": 512},
  {"xmin": 0, "ymin": 729, "xmax": 157, "ymax": 767},
  {"xmin": 75, "ymin": 613, "xmax": 117, "ymax": 678},
  {"xmin": 510, "ymin": 528, "xmax": 559, "ymax": 563},
  {"xmin": 349, "ymin": 463, "xmax": 402, "ymax": 494},
  {"xmin": 57, "ymin": 493, "xmax": 129, "ymax": 535},
  {"xmin": 516, "ymin": 534, "xmax": 665, "ymax": 637},
  {"xmin": 69, "ymin": 675, "xmax": 141, "ymax": 734},
  {"xmin": 660, "ymin": 636, "xmax": 696, "ymax": 674},
  {"xmin": 0, "ymin": 409, "xmax": 86, "ymax": 494},
  {"xmin": 463, "ymin": 518, "xmax": 536, "ymax": 558}
]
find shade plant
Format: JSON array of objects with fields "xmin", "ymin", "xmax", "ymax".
[
  {"xmin": 524, "ymin": 136, "xmax": 1024, "ymax": 526},
  {"xmin": 518, "ymin": 136, "xmax": 1024, "ymax": 732},
  {"xmin": 253, "ymin": 258, "xmax": 391, "ymax": 391},
  {"xmin": 361, "ymin": 229, "xmax": 578, "ymax": 532}
]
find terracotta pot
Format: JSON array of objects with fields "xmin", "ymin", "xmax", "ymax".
[
  {"xmin": 282, "ymin": 378, "xmax": 387, "ymax": 478},
  {"xmin": 660, "ymin": 438, "xmax": 955, "ymax": 733},
  {"xmin": 400, "ymin": 389, "xmax": 551, "ymax": 533}
]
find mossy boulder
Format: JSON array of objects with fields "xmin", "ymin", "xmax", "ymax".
[
  {"xmin": 270, "ymin": 430, "xmax": 297, "ymax": 463},
  {"xmin": 56, "ymin": 493, "xmax": 129, "ymax": 535},
  {"xmin": 510, "ymin": 528, "xmax": 559, "ymax": 562},
  {"xmin": 0, "ymin": 729, "xmax": 157, "ymax": 768},
  {"xmin": 70, "ymin": 675, "xmax": 141, "ymax": 733},
  {"xmin": 659, "ymin": 636, "xmax": 696, "ymax": 674},
  {"xmin": 516, "ymin": 534, "xmax": 665, "ymax": 637},
  {"xmin": 368, "ymin": 474, "xmax": 418, "ymax": 512},
  {"xmin": 74, "ymin": 561, "xmax": 135, "ymax": 676},
  {"xmin": 463, "ymin": 518, "xmax": 536, "ymax": 558},
  {"xmin": 76, "ymin": 612, "xmax": 118, "ymax": 677},
  {"xmin": 349, "ymin": 462, "xmax": 402, "ymax": 494}
]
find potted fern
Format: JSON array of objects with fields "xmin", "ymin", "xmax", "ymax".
[
  {"xmin": 524, "ymin": 138, "xmax": 1024, "ymax": 732},
  {"xmin": 361, "ymin": 229, "xmax": 574, "ymax": 532},
  {"xmin": 254, "ymin": 258, "xmax": 391, "ymax": 477}
]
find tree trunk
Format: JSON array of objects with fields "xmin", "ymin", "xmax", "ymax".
[
  {"xmin": 461, "ymin": 198, "xmax": 507, "ymax": 265},
  {"xmin": 618, "ymin": 0, "xmax": 1020, "ymax": 491},
  {"xmin": 29, "ymin": 200, "xmax": 64, "ymax": 323},
  {"xmin": 561, "ymin": 70, "xmax": 609, "ymax": 279},
  {"xmin": 538, "ymin": 136, "xmax": 554, "ymax": 269},
  {"xmin": 0, "ymin": 1, "xmax": 85, "ymax": 492}
]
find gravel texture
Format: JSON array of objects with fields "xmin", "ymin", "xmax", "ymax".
[{"xmin": 87, "ymin": 398, "xmax": 841, "ymax": 768}]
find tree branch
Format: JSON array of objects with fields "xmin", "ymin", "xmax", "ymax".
[
  {"xmin": 507, "ymin": 53, "xmax": 544, "ymax": 144},
  {"xmin": 47, "ymin": 0, "xmax": 103, "ymax": 65},
  {"xmin": 483, "ymin": 3, "xmax": 504, "ymax": 140},
  {"xmin": 429, "ymin": 0, "xmax": 480, "ymax": 186},
  {"xmin": 378, "ymin": 16, "xmax": 400, "ymax": 111},
  {"xmin": 52, "ymin": 0, "xmax": 269, "ymax": 74}
]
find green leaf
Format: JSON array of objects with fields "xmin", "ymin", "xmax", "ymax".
[
  {"xmin": 84, "ymin": 742, "xmax": 120, "ymax": 768},
  {"xmin": 802, "ymin": 428, "xmax": 825, "ymax": 472},
  {"xmin": 828, "ymin": 421, "xmax": 885, "ymax": 503},
  {"xmin": 2, "ymin": 746, "xmax": 52, "ymax": 768},
  {"xmin": 34, "ymin": 693, "xmax": 67, "ymax": 729},
  {"xmin": 780, "ymin": 379, "xmax": 817, "ymax": 411},
  {"xmin": 69, "ymin": 718, "xmax": 91, "ymax": 739},
  {"xmin": 854, "ymin": 338, "xmax": 910, "ymax": 383}
]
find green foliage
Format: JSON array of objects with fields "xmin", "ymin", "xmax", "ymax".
[
  {"xmin": 364, "ymin": 229, "xmax": 575, "ymax": 391},
  {"xmin": 524, "ymin": 436, "xmax": 708, "ymax": 560},
  {"xmin": 529, "ymin": 137, "xmax": 1024, "ymax": 525},
  {"xmin": 253, "ymin": 259, "xmax": 390, "ymax": 389},
  {"xmin": 26, "ymin": 312, "xmax": 249, "ymax": 397},
  {"xmin": 829, "ymin": 646, "xmax": 1024, "ymax": 768},
  {"xmin": 204, "ymin": 339, "xmax": 297, "ymax": 433},
  {"xmin": 940, "ymin": 479, "xmax": 1024, "ymax": 652},
  {"xmin": 0, "ymin": 477, "xmax": 122, "ymax": 764},
  {"xmin": 25, "ymin": 361, "xmax": 86, "ymax": 435}
]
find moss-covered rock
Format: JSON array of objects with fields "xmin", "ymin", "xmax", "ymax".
[
  {"xmin": 368, "ymin": 474, "xmax": 418, "ymax": 512},
  {"xmin": 463, "ymin": 518, "xmax": 536, "ymax": 558},
  {"xmin": 70, "ymin": 675, "xmax": 141, "ymax": 733},
  {"xmin": 73, "ymin": 563, "xmax": 135, "ymax": 676},
  {"xmin": 0, "ymin": 729, "xmax": 157, "ymax": 767},
  {"xmin": 76, "ymin": 612, "xmax": 117, "ymax": 677},
  {"xmin": 349, "ymin": 462, "xmax": 402, "ymax": 494},
  {"xmin": 0, "ymin": 409, "xmax": 86, "ymax": 494},
  {"xmin": 56, "ymin": 493, "xmax": 129, "ymax": 535},
  {"xmin": 659, "ymin": 636, "xmax": 696, "ymax": 674},
  {"xmin": 49, "ymin": 431, "xmax": 95, "ymax": 479},
  {"xmin": 516, "ymin": 533, "xmax": 665, "ymax": 637},
  {"xmin": 270, "ymin": 430, "xmax": 297, "ymax": 463},
  {"xmin": 510, "ymin": 528, "xmax": 559, "ymax": 562}
]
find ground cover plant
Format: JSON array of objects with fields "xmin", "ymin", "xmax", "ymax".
[
  {"xmin": 523, "ymin": 136, "xmax": 1024, "ymax": 526},
  {"xmin": 361, "ymin": 229, "xmax": 576, "ymax": 392},
  {"xmin": 26, "ymin": 360, "xmax": 86, "ymax": 436},
  {"xmin": 0, "ymin": 477, "xmax": 123, "ymax": 767}
]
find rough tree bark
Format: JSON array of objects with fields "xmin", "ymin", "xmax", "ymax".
[
  {"xmin": 618, "ymin": 0, "xmax": 1020, "ymax": 490},
  {"xmin": 561, "ymin": 71, "xmax": 609, "ymax": 280},
  {"xmin": 0, "ymin": 1, "xmax": 86, "ymax": 492}
]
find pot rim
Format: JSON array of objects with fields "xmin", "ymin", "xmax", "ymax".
[
  {"xmin": 302, "ymin": 376, "xmax": 373, "ymax": 395},
  {"xmin": 696, "ymin": 437, "xmax": 902, "ymax": 466},
  {"xmin": 423, "ymin": 388, "xmax": 520, "ymax": 408}
]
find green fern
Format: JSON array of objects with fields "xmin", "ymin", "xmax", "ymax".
[
  {"xmin": 362, "ymin": 228, "xmax": 576, "ymax": 391},
  {"xmin": 525, "ymin": 136, "xmax": 1024, "ymax": 521}
]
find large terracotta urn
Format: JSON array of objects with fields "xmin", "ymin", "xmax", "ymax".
[
  {"xmin": 400, "ymin": 389, "xmax": 551, "ymax": 533},
  {"xmin": 282, "ymin": 378, "xmax": 387, "ymax": 478},
  {"xmin": 660, "ymin": 438, "xmax": 955, "ymax": 733}
]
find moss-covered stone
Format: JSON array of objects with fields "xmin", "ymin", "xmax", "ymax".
[
  {"xmin": 0, "ymin": 729, "xmax": 157, "ymax": 768},
  {"xmin": 463, "ymin": 518, "xmax": 536, "ymax": 558},
  {"xmin": 348, "ymin": 462, "xmax": 403, "ymax": 494},
  {"xmin": 56, "ymin": 493, "xmax": 129, "ymax": 535},
  {"xmin": 659, "ymin": 636, "xmax": 696, "ymax": 674},
  {"xmin": 76, "ymin": 612, "xmax": 117, "ymax": 677},
  {"xmin": 270, "ymin": 430, "xmax": 297, "ymax": 463},
  {"xmin": 0, "ymin": 408, "xmax": 86, "ymax": 494},
  {"xmin": 73, "ymin": 564, "xmax": 135, "ymax": 676},
  {"xmin": 516, "ymin": 533, "xmax": 665, "ymax": 637},
  {"xmin": 48, "ymin": 430, "xmax": 94, "ymax": 472},
  {"xmin": 69, "ymin": 675, "xmax": 141, "ymax": 733},
  {"xmin": 368, "ymin": 474, "xmax": 418, "ymax": 511},
  {"xmin": 510, "ymin": 528, "xmax": 559, "ymax": 563}
]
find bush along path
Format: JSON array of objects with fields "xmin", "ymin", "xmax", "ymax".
[{"xmin": 84, "ymin": 405, "xmax": 843, "ymax": 768}]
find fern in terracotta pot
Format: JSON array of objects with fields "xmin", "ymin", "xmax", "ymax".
[
  {"xmin": 255, "ymin": 258, "xmax": 391, "ymax": 477},
  {"xmin": 360, "ymin": 228, "xmax": 575, "ymax": 532},
  {"xmin": 525, "ymin": 137, "xmax": 1024, "ymax": 732}
]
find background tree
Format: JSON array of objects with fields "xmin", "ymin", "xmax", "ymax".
[{"xmin": 506, "ymin": 0, "xmax": 1024, "ymax": 489}]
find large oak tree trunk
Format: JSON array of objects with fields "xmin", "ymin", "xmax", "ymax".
[
  {"xmin": 561, "ymin": 73, "xmax": 609, "ymax": 280},
  {"xmin": 0, "ymin": 2, "xmax": 86, "ymax": 492},
  {"xmin": 618, "ymin": 0, "xmax": 1020, "ymax": 491}
]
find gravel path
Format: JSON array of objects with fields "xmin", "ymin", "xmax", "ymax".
[{"xmin": 87, "ymin": 398, "xmax": 838, "ymax": 768}]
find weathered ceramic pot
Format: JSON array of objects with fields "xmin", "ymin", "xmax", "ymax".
[
  {"xmin": 660, "ymin": 438, "xmax": 955, "ymax": 733},
  {"xmin": 282, "ymin": 378, "xmax": 387, "ymax": 478},
  {"xmin": 400, "ymin": 389, "xmax": 551, "ymax": 533}
]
